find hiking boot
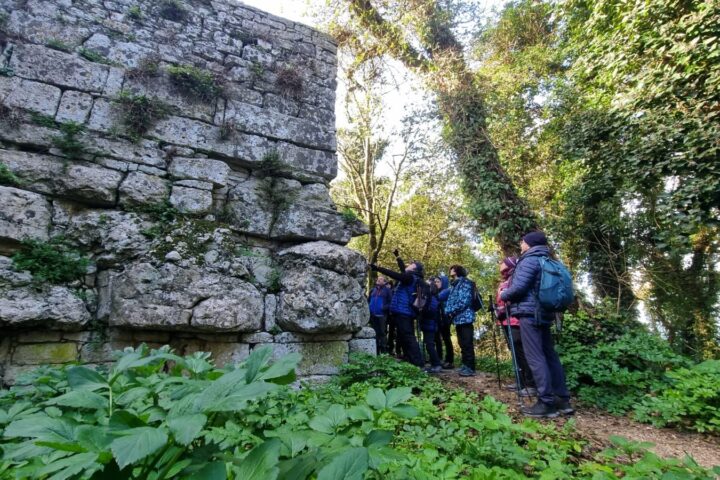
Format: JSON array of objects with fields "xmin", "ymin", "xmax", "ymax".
[
  {"xmin": 458, "ymin": 366, "xmax": 476, "ymax": 377},
  {"xmin": 556, "ymin": 398, "xmax": 575, "ymax": 415},
  {"xmin": 441, "ymin": 362, "xmax": 454, "ymax": 369},
  {"xmin": 504, "ymin": 383, "xmax": 518, "ymax": 391},
  {"xmin": 519, "ymin": 387, "xmax": 538, "ymax": 397},
  {"xmin": 424, "ymin": 365, "xmax": 442, "ymax": 374},
  {"xmin": 521, "ymin": 401, "xmax": 559, "ymax": 418}
]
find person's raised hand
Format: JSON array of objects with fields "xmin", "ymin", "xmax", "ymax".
[
  {"xmin": 392, "ymin": 248, "xmax": 399, "ymax": 257},
  {"xmin": 369, "ymin": 263, "xmax": 378, "ymax": 270}
]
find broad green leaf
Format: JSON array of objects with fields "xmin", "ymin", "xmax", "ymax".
[
  {"xmin": 364, "ymin": 430, "xmax": 393, "ymax": 447},
  {"xmin": 233, "ymin": 438, "xmax": 280, "ymax": 480},
  {"xmin": 46, "ymin": 391, "xmax": 107, "ymax": 410},
  {"xmin": 4, "ymin": 415, "xmax": 76, "ymax": 441},
  {"xmin": 109, "ymin": 410, "xmax": 145, "ymax": 430},
  {"xmin": 67, "ymin": 366, "xmax": 108, "ymax": 391},
  {"xmin": 389, "ymin": 405, "xmax": 419, "ymax": 419},
  {"xmin": 110, "ymin": 427, "xmax": 168, "ymax": 469},
  {"xmin": 36, "ymin": 452, "xmax": 100, "ymax": 480},
  {"xmin": 256, "ymin": 353, "xmax": 301, "ymax": 385},
  {"xmin": 385, "ymin": 387, "xmax": 412, "ymax": 408},
  {"xmin": 316, "ymin": 447, "xmax": 369, "ymax": 480},
  {"xmin": 278, "ymin": 454, "xmax": 317, "ymax": 480},
  {"xmin": 278, "ymin": 431, "xmax": 308, "ymax": 457},
  {"xmin": 308, "ymin": 405, "xmax": 347, "ymax": 434},
  {"xmin": 186, "ymin": 461, "xmax": 227, "ymax": 480},
  {"xmin": 244, "ymin": 346, "xmax": 274, "ymax": 384},
  {"xmin": 75, "ymin": 425, "xmax": 114, "ymax": 452},
  {"xmin": 35, "ymin": 440, "xmax": 87, "ymax": 453},
  {"xmin": 206, "ymin": 382, "xmax": 278, "ymax": 413},
  {"xmin": 347, "ymin": 405, "xmax": 374, "ymax": 421},
  {"xmin": 366, "ymin": 388, "xmax": 385, "ymax": 410},
  {"xmin": 115, "ymin": 387, "xmax": 151, "ymax": 406},
  {"xmin": 168, "ymin": 414, "xmax": 207, "ymax": 446}
]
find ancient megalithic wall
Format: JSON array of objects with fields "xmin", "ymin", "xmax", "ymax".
[{"xmin": 0, "ymin": 0, "xmax": 374, "ymax": 385}]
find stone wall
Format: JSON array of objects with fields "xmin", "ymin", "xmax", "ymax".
[{"xmin": 0, "ymin": 0, "xmax": 374, "ymax": 385}]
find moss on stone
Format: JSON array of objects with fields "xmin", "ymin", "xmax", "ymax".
[{"xmin": 13, "ymin": 342, "xmax": 78, "ymax": 365}]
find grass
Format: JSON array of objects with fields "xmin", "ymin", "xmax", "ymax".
[
  {"xmin": 127, "ymin": 5, "xmax": 142, "ymax": 21},
  {"xmin": 114, "ymin": 91, "xmax": 171, "ymax": 141},
  {"xmin": 78, "ymin": 48, "xmax": 113, "ymax": 65},
  {"xmin": 46, "ymin": 39, "xmax": 72, "ymax": 53},
  {"xmin": 52, "ymin": 121, "xmax": 87, "ymax": 159},
  {"xmin": 167, "ymin": 64, "xmax": 224, "ymax": 101},
  {"xmin": 275, "ymin": 66, "xmax": 304, "ymax": 99},
  {"xmin": 0, "ymin": 162, "xmax": 21, "ymax": 186}
]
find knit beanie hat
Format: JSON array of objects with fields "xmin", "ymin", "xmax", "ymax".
[
  {"xmin": 503, "ymin": 257, "xmax": 518, "ymax": 269},
  {"xmin": 522, "ymin": 231, "xmax": 548, "ymax": 247},
  {"xmin": 412, "ymin": 261, "xmax": 425, "ymax": 277}
]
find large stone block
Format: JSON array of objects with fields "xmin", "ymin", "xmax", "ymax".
[
  {"xmin": 119, "ymin": 172, "xmax": 169, "ymax": 207},
  {"xmin": 109, "ymin": 262, "xmax": 264, "ymax": 332},
  {"xmin": 90, "ymin": 137, "xmax": 167, "ymax": 169},
  {"xmin": 1, "ymin": 150, "xmax": 123, "ymax": 206},
  {"xmin": 12, "ymin": 342, "xmax": 79, "ymax": 365},
  {"xmin": 349, "ymin": 338, "xmax": 377, "ymax": 356},
  {"xmin": 56, "ymin": 90, "xmax": 94, "ymax": 123},
  {"xmin": 0, "ymin": 286, "xmax": 92, "ymax": 329},
  {"xmin": 277, "ymin": 241, "xmax": 367, "ymax": 280},
  {"xmin": 225, "ymin": 175, "xmax": 273, "ymax": 236},
  {"xmin": 173, "ymin": 340, "xmax": 250, "ymax": 367},
  {"xmin": 124, "ymin": 75, "xmax": 215, "ymax": 123},
  {"xmin": 169, "ymin": 157, "xmax": 230, "ymax": 186},
  {"xmin": 0, "ymin": 186, "xmax": 51, "ymax": 251},
  {"xmin": 170, "ymin": 185, "xmax": 213, "ymax": 214},
  {"xmin": 10, "ymin": 43, "xmax": 110, "ymax": 92},
  {"xmin": 263, "ymin": 341, "xmax": 348, "ymax": 375},
  {"xmin": 275, "ymin": 142, "xmax": 337, "ymax": 182},
  {"xmin": 276, "ymin": 264, "xmax": 369, "ymax": 334},
  {"xmin": 0, "ymin": 77, "xmax": 62, "ymax": 116}
]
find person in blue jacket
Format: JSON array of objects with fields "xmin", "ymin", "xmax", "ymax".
[
  {"xmin": 444, "ymin": 265, "xmax": 476, "ymax": 376},
  {"xmin": 368, "ymin": 276, "xmax": 392, "ymax": 354},
  {"xmin": 434, "ymin": 275, "xmax": 454, "ymax": 368},
  {"xmin": 370, "ymin": 249, "xmax": 424, "ymax": 367},
  {"xmin": 420, "ymin": 279, "xmax": 443, "ymax": 373},
  {"xmin": 500, "ymin": 231, "xmax": 574, "ymax": 418}
]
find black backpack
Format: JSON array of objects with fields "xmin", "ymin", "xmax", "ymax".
[
  {"xmin": 469, "ymin": 280, "xmax": 484, "ymax": 312},
  {"xmin": 412, "ymin": 280, "xmax": 432, "ymax": 317}
]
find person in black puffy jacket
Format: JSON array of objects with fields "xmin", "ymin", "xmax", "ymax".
[{"xmin": 500, "ymin": 231, "xmax": 574, "ymax": 419}]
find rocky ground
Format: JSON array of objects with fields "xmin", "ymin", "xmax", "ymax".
[{"xmin": 438, "ymin": 369, "xmax": 720, "ymax": 469}]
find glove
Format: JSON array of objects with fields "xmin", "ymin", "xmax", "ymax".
[
  {"xmin": 369, "ymin": 263, "xmax": 378, "ymax": 270},
  {"xmin": 392, "ymin": 248, "xmax": 399, "ymax": 257}
]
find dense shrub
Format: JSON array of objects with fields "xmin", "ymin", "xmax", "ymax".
[{"xmin": 634, "ymin": 360, "xmax": 720, "ymax": 433}]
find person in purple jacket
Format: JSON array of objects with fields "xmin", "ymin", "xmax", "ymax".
[
  {"xmin": 368, "ymin": 276, "xmax": 392, "ymax": 354},
  {"xmin": 500, "ymin": 231, "xmax": 574, "ymax": 418}
]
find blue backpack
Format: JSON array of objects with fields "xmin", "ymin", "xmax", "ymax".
[{"xmin": 537, "ymin": 257, "xmax": 574, "ymax": 312}]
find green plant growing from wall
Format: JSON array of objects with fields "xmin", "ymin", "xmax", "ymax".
[
  {"xmin": 126, "ymin": 5, "xmax": 143, "ymax": 21},
  {"xmin": 12, "ymin": 237, "xmax": 90, "ymax": 284},
  {"xmin": 219, "ymin": 120, "xmax": 237, "ymax": 141},
  {"xmin": 114, "ymin": 91, "xmax": 171, "ymax": 141},
  {"xmin": 267, "ymin": 266, "xmax": 282, "ymax": 293},
  {"xmin": 45, "ymin": 39, "xmax": 72, "ymax": 52},
  {"xmin": 126, "ymin": 56, "xmax": 160, "ymax": 81},
  {"xmin": 0, "ymin": 104, "xmax": 20, "ymax": 130},
  {"xmin": 30, "ymin": 113, "xmax": 57, "ymax": 128},
  {"xmin": 52, "ymin": 121, "xmax": 87, "ymax": 160},
  {"xmin": 158, "ymin": 0, "xmax": 188, "ymax": 22},
  {"xmin": 166, "ymin": 64, "xmax": 224, "ymax": 101},
  {"xmin": 78, "ymin": 48, "xmax": 113, "ymax": 65},
  {"xmin": 0, "ymin": 162, "xmax": 21, "ymax": 186},
  {"xmin": 340, "ymin": 207, "xmax": 359, "ymax": 223},
  {"xmin": 256, "ymin": 150, "xmax": 297, "ymax": 234}
]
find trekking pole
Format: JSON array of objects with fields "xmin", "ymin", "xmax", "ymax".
[
  {"xmin": 504, "ymin": 301, "xmax": 525, "ymax": 408},
  {"xmin": 488, "ymin": 295, "xmax": 502, "ymax": 389},
  {"xmin": 416, "ymin": 316, "xmax": 425, "ymax": 366}
]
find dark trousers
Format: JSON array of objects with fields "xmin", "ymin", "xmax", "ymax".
[
  {"xmin": 387, "ymin": 314, "xmax": 402, "ymax": 356},
  {"xmin": 455, "ymin": 323, "xmax": 475, "ymax": 371},
  {"xmin": 437, "ymin": 320, "xmax": 454, "ymax": 364},
  {"xmin": 395, "ymin": 314, "xmax": 423, "ymax": 367},
  {"xmin": 519, "ymin": 317, "xmax": 570, "ymax": 405},
  {"xmin": 422, "ymin": 330, "xmax": 441, "ymax": 367},
  {"xmin": 502, "ymin": 325, "xmax": 536, "ymax": 389},
  {"xmin": 370, "ymin": 314, "xmax": 387, "ymax": 354}
]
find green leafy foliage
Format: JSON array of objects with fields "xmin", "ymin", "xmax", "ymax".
[
  {"xmin": 0, "ymin": 162, "xmax": 21, "ymax": 186},
  {"xmin": 78, "ymin": 48, "xmax": 113, "ymax": 65},
  {"xmin": 126, "ymin": 5, "xmax": 143, "ymax": 21},
  {"xmin": 114, "ymin": 91, "xmax": 171, "ymax": 141},
  {"xmin": 340, "ymin": 207, "xmax": 359, "ymax": 223},
  {"xmin": 634, "ymin": 360, "xmax": 720, "ymax": 433},
  {"xmin": 167, "ymin": 64, "xmax": 224, "ymax": 101},
  {"xmin": 158, "ymin": 0, "xmax": 187, "ymax": 22},
  {"xmin": 11, "ymin": 237, "xmax": 90, "ymax": 284},
  {"xmin": 45, "ymin": 39, "xmax": 72, "ymax": 52},
  {"xmin": 52, "ymin": 121, "xmax": 87, "ymax": 159},
  {"xmin": 334, "ymin": 353, "xmax": 433, "ymax": 392}
]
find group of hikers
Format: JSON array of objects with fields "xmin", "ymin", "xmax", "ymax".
[{"xmin": 368, "ymin": 231, "xmax": 575, "ymax": 419}]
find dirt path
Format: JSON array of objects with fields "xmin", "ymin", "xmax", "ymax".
[{"xmin": 438, "ymin": 370, "xmax": 720, "ymax": 469}]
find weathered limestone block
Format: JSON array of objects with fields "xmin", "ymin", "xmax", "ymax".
[
  {"xmin": 169, "ymin": 157, "xmax": 230, "ymax": 186},
  {"xmin": 83, "ymin": 33, "xmax": 155, "ymax": 69},
  {"xmin": 0, "ymin": 286, "xmax": 91, "ymax": 330},
  {"xmin": 349, "ymin": 338, "xmax": 377, "ymax": 355},
  {"xmin": 0, "ymin": 77, "xmax": 62, "ymax": 116},
  {"xmin": 10, "ymin": 44, "xmax": 110, "ymax": 92},
  {"xmin": 272, "ymin": 183, "xmax": 353, "ymax": 244},
  {"xmin": 276, "ymin": 264, "xmax": 368, "ymax": 334},
  {"xmin": 0, "ymin": 150, "xmax": 123, "ymax": 206},
  {"xmin": 124, "ymin": 75, "xmax": 215, "ymax": 123},
  {"xmin": 354, "ymin": 327, "xmax": 377, "ymax": 339},
  {"xmin": 274, "ymin": 332, "xmax": 352, "ymax": 343},
  {"xmin": 277, "ymin": 241, "xmax": 366, "ymax": 280},
  {"xmin": 225, "ymin": 175, "xmax": 273, "ymax": 236},
  {"xmin": 275, "ymin": 142, "xmax": 337, "ymax": 182},
  {"xmin": 56, "ymin": 90, "xmax": 94, "ymax": 123},
  {"xmin": 224, "ymin": 100, "xmax": 335, "ymax": 151},
  {"xmin": 119, "ymin": 172, "xmax": 169, "ymax": 207},
  {"xmin": 53, "ymin": 205, "xmax": 154, "ymax": 267},
  {"xmin": 89, "ymin": 137, "xmax": 167, "ymax": 169},
  {"xmin": 0, "ymin": 186, "xmax": 51, "ymax": 252},
  {"xmin": 108, "ymin": 262, "xmax": 264, "ymax": 332},
  {"xmin": 264, "ymin": 294, "xmax": 277, "ymax": 332},
  {"xmin": 170, "ymin": 185, "xmax": 213, "ymax": 214},
  {"xmin": 173, "ymin": 339, "xmax": 250, "ymax": 366},
  {"xmin": 148, "ymin": 116, "xmax": 270, "ymax": 163},
  {"xmin": 262, "ymin": 341, "xmax": 348, "ymax": 375},
  {"xmin": 12, "ymin": 343, "xmax": 79, "ymax": 365}
]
